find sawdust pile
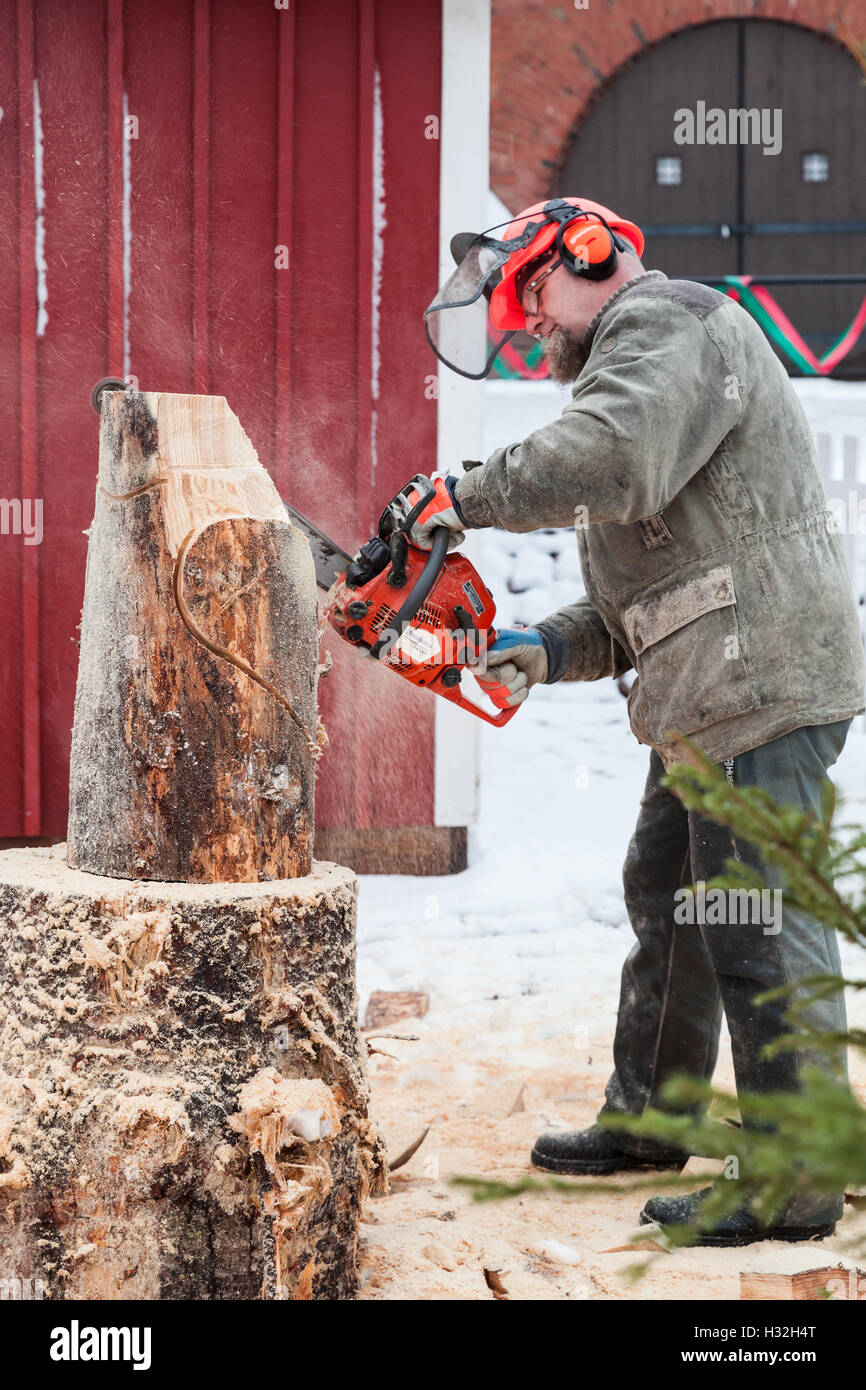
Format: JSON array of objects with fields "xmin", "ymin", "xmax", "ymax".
[{"xmin": 358, "ymin": 995, "xmax": 866, "ymax": 1301}]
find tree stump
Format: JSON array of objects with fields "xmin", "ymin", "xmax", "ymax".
[
  {"xmin": 67, "ymin": 389, "xmax": 323, "ymax": 884},
  {"xmin": 0, "ymin": 389, "xmax": 384, "ymax": 1300},
  {"xmin": 0, "ymin": 845, "xmax": 385, "ymax": 1300}
]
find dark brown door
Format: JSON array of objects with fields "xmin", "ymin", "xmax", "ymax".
[{"xmin": 557, "ymin": 19, "xmax": 866, "ymax": 375}]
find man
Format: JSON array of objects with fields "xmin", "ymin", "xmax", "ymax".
[{"xmin": 413, "ymin": 197, "xmax": 865, "ymax": 1245}]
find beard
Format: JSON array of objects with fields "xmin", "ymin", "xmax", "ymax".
[{"xmin": 541, "ymin": 326, "xmax": 585, "ymax": 384}]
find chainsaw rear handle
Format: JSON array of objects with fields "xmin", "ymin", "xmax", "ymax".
[
  {"xmin": 429, "ymin": 644, "xmax": 519, "ymax": 727},
  {"xmin": 464, "ymin": 627, "xmax": 521, "ymax": 726},
  {"xmin": 453, "ymin": 677, "xmax": 520, "ymax": 726},
  {"xmin": 368, "ymin": 525, "xmax": 450, "ymax": 661}
]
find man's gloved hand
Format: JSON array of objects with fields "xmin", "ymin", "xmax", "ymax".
[
  {"xmin": 408, "ymin": 474, "xmax": 468, "ymax": 551},
  {"xmin": 472, "ymin": 628, "xmax": 549, "ymax": 708}
]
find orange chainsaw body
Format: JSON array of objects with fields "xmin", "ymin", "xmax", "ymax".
[{"xmin": 325, "ymin": 536, "xmax": 518, "ymax": 727}]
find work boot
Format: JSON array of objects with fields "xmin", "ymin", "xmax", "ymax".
[
  {"xmin": 531, "ymin": 1124, "xmax": 689, "ymax": 1175},
  {"xmin": 640, "ymin": 1188, "xmax": 836, "ymax": 1247}
]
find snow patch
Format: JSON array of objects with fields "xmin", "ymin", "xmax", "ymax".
[
  {"xmin": 531, "ymin": 1238, "xmax": 584, "ymax": 1266},
  {"xmin": 33, "ymin": 81, "xmax": 48, "ymax": 337}
]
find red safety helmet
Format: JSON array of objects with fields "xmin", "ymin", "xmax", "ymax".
[
  {"xmin": 424, "ymin": 196, "xmax": 645, "ymax": 379},
  {"xmin": 490, "ymin": 197, "xmax": 645, "ymax": 331}
]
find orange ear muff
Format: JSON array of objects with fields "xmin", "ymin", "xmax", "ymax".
[{"xmin": 558, "ymin": 215, "xmax": 620, "ymax": 281}]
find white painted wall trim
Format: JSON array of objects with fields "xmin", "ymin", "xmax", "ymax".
[{"xmin": 434, "ymin": 0, "xmax": 491, "ymax": 830}]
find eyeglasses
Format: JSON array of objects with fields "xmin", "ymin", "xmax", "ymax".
[{"xmin": 520, "ymin": 257, "xmax": 562, "ymax": 317}]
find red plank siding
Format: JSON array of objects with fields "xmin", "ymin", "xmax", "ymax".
[
  {"xmin": 0, "ymin": 0, "xmax": 443, "ymax": 846},
  {"xmin": 32, "ymin": 0, "xmax": 112, "ymax": 832}
]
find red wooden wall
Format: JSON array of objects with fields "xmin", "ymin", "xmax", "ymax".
[{"xmin": 0, "ymin": 0, "xmax": 443, "ymax": 855}]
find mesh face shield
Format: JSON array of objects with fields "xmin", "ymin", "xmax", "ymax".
[
  {"xmin": 423, "ymin": 199, "xmax": 643, "ymax": 380},
  {"xmin": 423, "ymin": 233, "xmax": 519, "ymax": 380}
]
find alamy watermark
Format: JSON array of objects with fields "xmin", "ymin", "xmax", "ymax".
[
  {"xmin": 674, "ymin": 881, "xmax": 782, "ymax": 936},
  {"xmin": 0, "ymin": 1275, "xmax": 43, "ymax": 1299},
  {"xmin": 674, "ymin": 101, "xmax": 782, "ymax": 157},
  {"xmin": 826, "ymin": 495, "xmax": 866, "ymax": 536},
  {"xmin": 50, "ymin": 1320, "xmax": 151, "ymax": 1370},
  {"xmin": 0, "ymin": 498, "xmax": 42, "ymax": 546}
]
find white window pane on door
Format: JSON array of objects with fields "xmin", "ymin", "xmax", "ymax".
[
  {"xmin": 655, "ymin": 155, "xmax": 682, "ymax": 186},
  {"xmin": 802, "ymin": 152, "xmax": 830, "ymax": 183}
]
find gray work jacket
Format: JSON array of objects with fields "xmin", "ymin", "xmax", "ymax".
[{"xmin": 455, "ymin": 271, "xmax": 865, "ymax": 767}]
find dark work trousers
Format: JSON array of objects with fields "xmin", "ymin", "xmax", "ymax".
[{"xmin": 600, "ymin": 719, "xmax": 853, "ymax": 1224}]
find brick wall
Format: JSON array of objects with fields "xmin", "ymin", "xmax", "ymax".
[{"xmin": 491, "ymin": 0, "xmax": 866, "ymax": 212}]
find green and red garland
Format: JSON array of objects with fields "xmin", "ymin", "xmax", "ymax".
[{"xmin": 489, "ymin": 278, "xmax": 866, "ymax": 379}]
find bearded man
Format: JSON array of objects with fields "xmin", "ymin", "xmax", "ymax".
[{"xmin": 410, "ymin": 197, "xmax": 865, "ymax": 1246}]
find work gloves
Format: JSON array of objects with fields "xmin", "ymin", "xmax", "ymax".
[
  {"xmin": 472, "ymin": 628, "xmax": 549, "ymax": 708},
  {"xmin": 404, "ymin": 471, "xmax": 563, "ymax": 708},
  {"xmin": 408, "ymin": 474, "xmax": 469, "ymax": 551}
]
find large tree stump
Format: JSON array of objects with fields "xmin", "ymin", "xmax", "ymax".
[
  {"xmin": 67, "ymin": 389, "xmax": 322, "ymax": 883},
  {"xmin": 0, "ymin": 389, "xmax": 383, "ymax": 1300},
  {"xmin": 0, "ymin": 845, "xmax": 385, "ymax": 1300}
]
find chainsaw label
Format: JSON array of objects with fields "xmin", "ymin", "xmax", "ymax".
[
  {"xmin": 392, "ymin": 626, "xmax": 441, "ymax": 664},
  {"xmin": 462, "ymin": 580, "xmax": 485, "ymax": 616}
]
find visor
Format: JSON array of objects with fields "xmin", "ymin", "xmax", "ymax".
[
  {"xmin": 423, "ymin": 234, "xmax": 518, "ymax": 380},
  {"xmin": 425, "ymin": 198, "xmax": 645, "ymax": 379}
]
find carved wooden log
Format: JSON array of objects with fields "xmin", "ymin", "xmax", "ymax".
[
  {"xmin": 739, "ymin": 1265, "xmax": 866, "ymax": 1301},
  {"xmin": 0, "ymin": 846, "xmax": 385, "ymax": 1300},
  {"xmin": 67, "ymin": 389, "xmax": 322, "ymax": 883},
  {"xmin": 1, "ymin": 391, "xmax": 384, "ymax": 1300}
]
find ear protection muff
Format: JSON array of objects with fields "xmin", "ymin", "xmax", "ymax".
[
  {"xmin": 556, "ymin": 212, "xmax": 627, "ymax": 282},
  {"xmin": 536, "ymin": 199, "xmax": 626, "ymax": 282}
]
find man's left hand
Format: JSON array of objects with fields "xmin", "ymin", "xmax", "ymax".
[{"xmin": 408, "ymin": 475, "xmax": 467, "ymax": 551}]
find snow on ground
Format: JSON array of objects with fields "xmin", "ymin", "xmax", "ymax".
[{"xmin": 355, "ymin": 380, "xmax": 866, "ymax": 1301}]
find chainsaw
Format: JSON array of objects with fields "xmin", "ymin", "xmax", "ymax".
[
  {"xmin": 89, "ymin": 383, "xmax": 516, "ymax": 727},
  {"xmin": 286, "ymin": 476, "xmax": 519, "ymax": 728}
]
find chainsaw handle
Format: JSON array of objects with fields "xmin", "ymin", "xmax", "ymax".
[
  {"xmin": 445, "ymin": 681, "xmax": 520, "ymax": 727},
  {"xmin": 465, "ymin": 625, "xmax": 520, "ymax": 725},
  {"xmin": 367, "ymin": 526, "xmax": 450, "ymax": 661}
]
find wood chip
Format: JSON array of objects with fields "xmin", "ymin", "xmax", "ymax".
[
  {"xmin": 364, "ymin": 991, "xmax": 429, "ymax": 1030},
  {"xmin": 602, "ymin": 1240, "xmax": 669, "ymax": 1254},
  {"xmin": 506, "ymin": 1083, "xmax": 526, "ymax": 1116},
  {"xmin": 483, "ymin": 1268, "xmax": 509, "ymax": 1299},
  {"xmin": 389, "ymin": 1127, "xmax": 430, "ymax": 1173}
]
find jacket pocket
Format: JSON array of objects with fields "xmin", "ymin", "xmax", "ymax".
[
  {"xmin": 622, "ymin": 564, "xmax": 760, "ymax": 746},
  {"xmin": 702, "ymin": 445, "xmax": 753, "ymax": 519}
]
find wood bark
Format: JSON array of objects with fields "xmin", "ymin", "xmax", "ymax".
[
  {"xmin": 0, "ymin": 846, "xmax": 385, "ymax": 1300},
  {"xmin": 363, "ymin": 991, "xmax": 430, "ymax": 1030},
  {"xmin": 2, "ymin": 392, "xmax": 384, "ymax": 1300},
  {"xmin": 67, "ymin": 389, "xmax": 323, "ymax": 883},
  {"xmin": 739, "ymin": 1265, "xmax": 865, "ymax": 1300}
]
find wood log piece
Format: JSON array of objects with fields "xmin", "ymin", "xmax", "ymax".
[
  {"xmin": 739, "ymin": 1264, "xmax": 866, "ymax": 1300},
  {"xmin": 363, "ymin": 990, "xmax": 430, "ymax": 1030},
  {"xmin": 0, "ymin": 845, "xmax": 386, "ymax": 1300},
  {"xmin": 67, "ymin": 389, "xmax": 324, "ymax": 883}
]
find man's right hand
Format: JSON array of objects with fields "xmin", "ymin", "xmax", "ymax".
[{"xmin": 472, "ymin": 628, "xmax": 549, "ymax": 707}]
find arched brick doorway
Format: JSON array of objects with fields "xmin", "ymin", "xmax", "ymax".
[
  {"xmin": 491, "ymin": 0, "xmax": 866, "ymax": 213},
  {"xmin": 554, "ymin": 18, "xmax": 866, "ymax": 374}
]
